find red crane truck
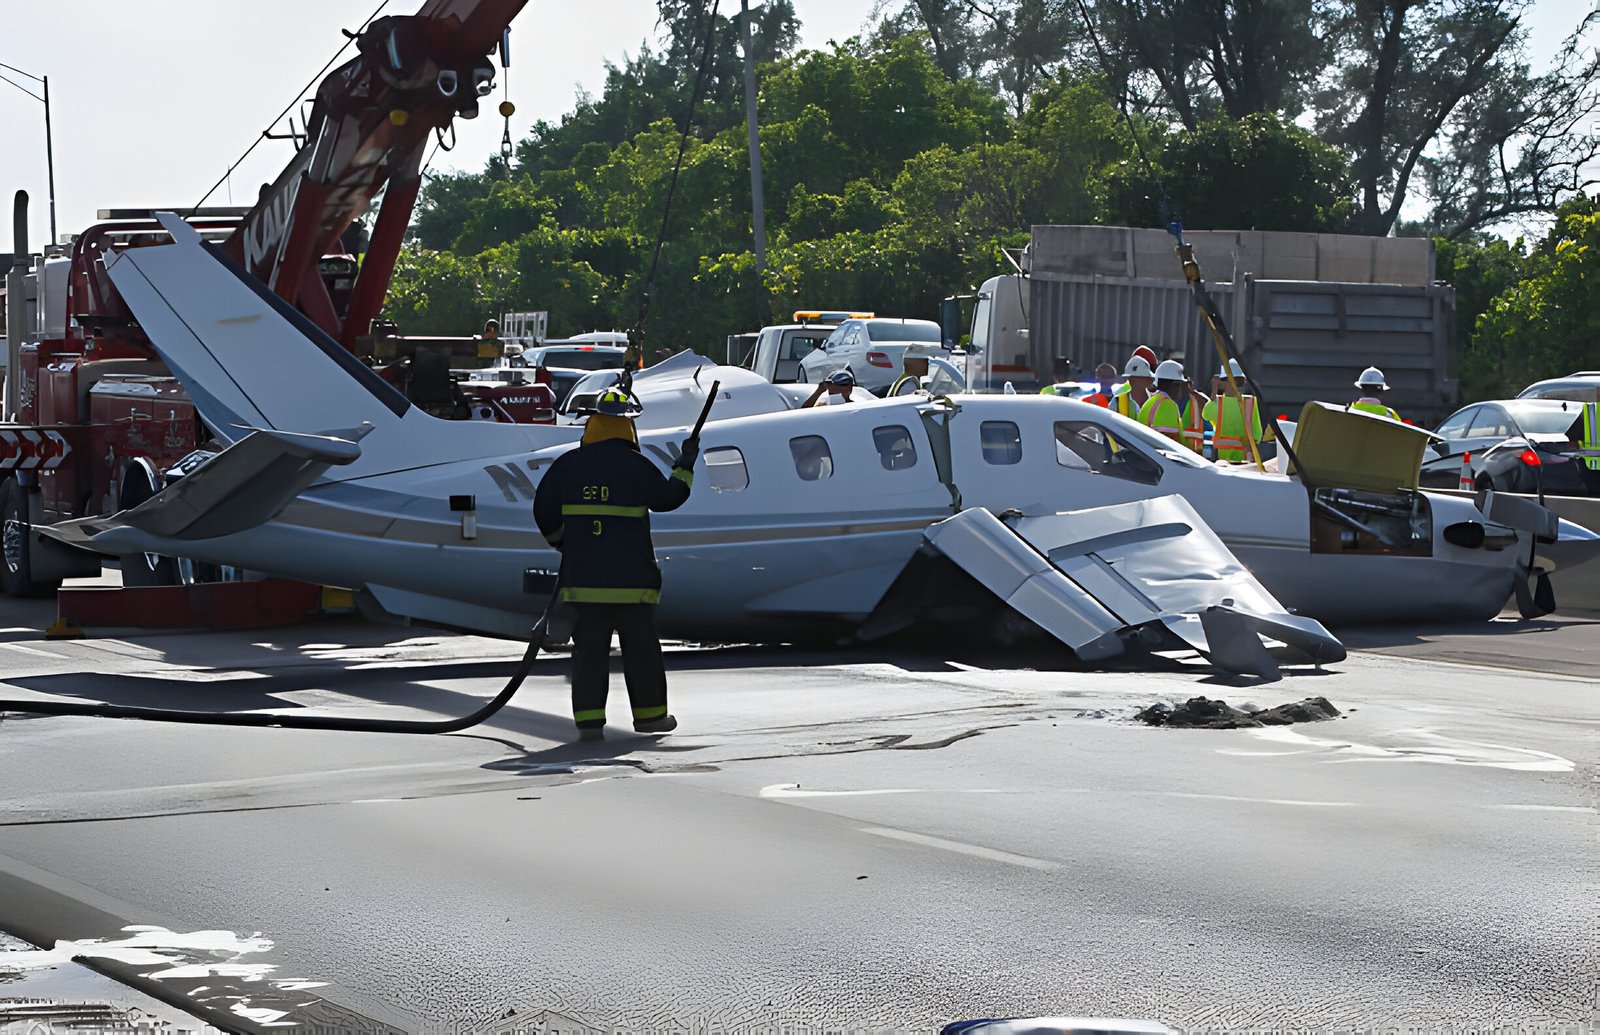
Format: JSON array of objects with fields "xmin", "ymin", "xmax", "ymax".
[{"xmin": 0, "ymin": 0, "xmax": 537, "ymax": 596}]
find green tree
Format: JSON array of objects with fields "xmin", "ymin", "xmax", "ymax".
[
  {"xmin": 1100, "ymin": 113, "xmax": 1354, "ymax": 232},
  {"xmin": 1313, "ymin": 0, "xmax": 1598, "ymax": 237},
  {"xmin": 1466, "ymin": 194, "xmax": 1600, "ymax": 400},
  {"xmin": 1433, "ymin": 232, "xmax": 1530, "ymax": 401}
]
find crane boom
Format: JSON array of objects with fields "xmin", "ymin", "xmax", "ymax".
[{"xmin": 220, "ymin": 0, "xmax": 528, "ymax": 347}]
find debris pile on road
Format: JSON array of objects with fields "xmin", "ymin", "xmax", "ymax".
[{"xmin": 1135, "ymin": 695, "xmax": 1340, "ymax": 729}]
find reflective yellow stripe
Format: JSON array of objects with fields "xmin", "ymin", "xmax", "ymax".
[
  {"xmin": 1584, "ymin": 404, "xmax": 1600, "ymax": 471},
  {"xmin": 561, "ymin": 587, "xmax": 662, "ymax": 604},
  {"xmin": 632, "ymin": 704, "xmax": 668, "ymax": 721},
  {"xmin": 562, "ymin": 504, "xmax": 648, "ymax": 517},
  {"xmin": 671, "ymin": 468, "xmax": 693, "ymax": 486},
  {"xmin": 574, "ymin": 709, "xmax": 607, "ymax": 723}
]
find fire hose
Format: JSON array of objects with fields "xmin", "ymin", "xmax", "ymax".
[{"xmin": 0, "ymin": 387, "xmax": 720, "ymax": 733}]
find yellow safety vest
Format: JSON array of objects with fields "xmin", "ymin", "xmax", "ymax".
[
  {"xmin": 1139, "ymin": 391, "xmax": 1205, "ymax": 453},
  {"xmin": 1582, "ymin": 402, "xmax": 1600, "ymax": 471},
  {"xmin": 1351, "ymin": 398, "xmax": 1401, "ymax": 421},
  {"xmin": 1112, "ymin": 391, "xmax": 1143, "ymax": 419},
  {"xmin": 1202, "ymin": 394, "xmax": 1262, "ymax": 462}
]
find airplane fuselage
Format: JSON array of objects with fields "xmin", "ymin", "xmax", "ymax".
[{"xmin": 143, "ymin": 396, "xmax": 1527, "ymax": 639}]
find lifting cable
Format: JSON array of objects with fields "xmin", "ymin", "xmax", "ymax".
[
  {"xmin": 1068, "ymin": 0, "xmax": 1301, "ymax": 476},
  {"xmin": 631, "ymin": 0, "xmax": 722, "ymax": 363},
  {"xmin": 187, "ymin": 0, "xmax": 392, "ymax": 215}
]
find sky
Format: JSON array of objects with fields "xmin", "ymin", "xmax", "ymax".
[{"xmin": 0, "ymin": 0, "xmax": 1586, "ymax": 252}]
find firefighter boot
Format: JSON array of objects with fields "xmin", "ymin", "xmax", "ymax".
[{"xmin": 634, "ymin": 714, "xmax": 678, "ymax": 734}]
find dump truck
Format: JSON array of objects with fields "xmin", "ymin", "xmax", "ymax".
[{"xmin": 957, "ymin": 225, "xmax": 1457, "ymax": 423}]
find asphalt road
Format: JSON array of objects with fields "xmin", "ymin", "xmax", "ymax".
[{"xmin": 0, "ymin": 594, "xmax": 1595, "ymax": 1033}]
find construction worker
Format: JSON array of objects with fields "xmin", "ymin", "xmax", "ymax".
[
  {"xmin": 1203, "ymin": 359, "xmax": 1263, "ymax": 462},
  {"xmin": 1139, "ymin": 359, "xmax": 1208, "ymax": 453},
  {"xmin": 1113, "ymin": 346, "xmax": 1159, "ymax": 398},
  {"xmin": 1039, "ymin": 357, "xmax": 1078, "ymax": 396},
  {"xmin": 532, "ymin": 386, "xmax": 696, "ymax": 742},
  {"xmin": 889, "ymin": 355, "xmax": 931, "ymax": 397},
  {"xmin": 1351, "ymin": 367, "xmax": 1402, "ymax": 420},
  {"xmin": 1112, "ymin": 355, "xmax": 1156, "ymax": 419},
  {"xmin": 803, "ymin": 370, "xmax": 859, "ymax": 407},
  {"xmin": 1581, "ymin": 402, "xmax": 1600, "ymax": 473},
  {"xmin": 1079, "ymin": 363, "xmax": 1120, "ymax": 406}
]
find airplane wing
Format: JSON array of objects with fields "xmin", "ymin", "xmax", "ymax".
[
  {"xmin": 39, "ymin": 427, "xmax": 361, "ymax": 555},
  {"xmin": 861, "ymin": 496, "xmax": 1345, "ymax": 680}
]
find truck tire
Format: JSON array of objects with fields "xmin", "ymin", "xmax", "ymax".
[
  {"xmin": 0, "ymin": 479, "xmax": 62, "ymax": 598},
  {"xmin": 117, "ymin": 463, "xmax": 179, "ymax": 587}
]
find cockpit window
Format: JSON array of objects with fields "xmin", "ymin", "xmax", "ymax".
[
  {"xmin": 1053, "ymin": 421, "xmax": 1164, "ymax": 484},
  {"xmin": 873, "ymin": 425, "xmax": 919, "ymax": 471},
  {"xmin": 980, "ymin": 421, "xmax": 1022, "ymax": 465},
  {"xmin": 789, "ymin": 435, "xmax": 834, "ymax": 481}
]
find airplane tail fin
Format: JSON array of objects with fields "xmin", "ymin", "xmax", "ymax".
[{"xmin": 103, "ymin": 214, "xmax": 560, "ymax": 478}]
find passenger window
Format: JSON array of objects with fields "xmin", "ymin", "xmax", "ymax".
[
  {"xmin": 703, "ymin": 447, "xmax": 749, "ymax": 492},
  {"xmin": 1434, "ymin": 407, "xmax": 1477, "ymax": 439},
  {"xmin": 872, "ymin": 425, "xmax": 919, "ymax": 471},
  {"xmin": 980, "ymin": 421, "xmax": 1022, "ymax": 465},
  {"xmin": 1053, "ymin": 421, "xmax": 1161, "ymax": 484},
  {"xmin": 1468, "ymin": 407, "xmax": 1510, "ymax": 437},
  {"xmin": 789, "ymin": 435, "xmax": 834, "ymax": 481}
]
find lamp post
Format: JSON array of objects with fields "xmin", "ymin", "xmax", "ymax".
[{"xmin": 0, "ymin": 61, "xmax": 58, "ymax": 245}]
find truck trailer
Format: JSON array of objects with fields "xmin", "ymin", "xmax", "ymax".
[{"xmin": 962, "ymin": 225, "xmax": 1457, "ymax": 424}]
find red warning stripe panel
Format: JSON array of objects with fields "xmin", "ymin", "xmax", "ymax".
[{"xmin": 0, "ymin": 427, "xmax": 77, "ymax": 471}]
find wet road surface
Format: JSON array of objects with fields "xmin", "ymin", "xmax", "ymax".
[{"xmin": 0, "ymin": 594, "xmax": 1595, "ymax": 1032}]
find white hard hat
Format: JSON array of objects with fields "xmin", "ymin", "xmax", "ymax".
[
  {"xmin": 1217, "ymin": 358, "xmax": 1245, "ymax": 379},
  {"xmin": 1155, "ymin": 359, "xmax": 1185, "ymax": 381},
  {"xmin": 1123, "ymin": 356, "xmax": 1155, "ymax": 378},
  {"xmin": 1355, "ymin": 366, "xmax": 1388, "ymax": 390}
]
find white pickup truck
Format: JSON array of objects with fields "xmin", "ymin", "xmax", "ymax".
[{"xmin": 730, "ymin": 312, "xmax": 865, "ymax": 384}]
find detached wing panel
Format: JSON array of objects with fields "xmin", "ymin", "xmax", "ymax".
[
  {"xmin": 912, "ymin": 496, "xmax": 1344, "ymax": 677},
  {"xmin": 921, "ymin": 508, "xmax": 1127, "ymax": 661}
]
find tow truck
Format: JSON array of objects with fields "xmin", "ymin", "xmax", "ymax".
[{"xmin": 0, "ymin": 0, "xmax": 535, "ymax": 596}]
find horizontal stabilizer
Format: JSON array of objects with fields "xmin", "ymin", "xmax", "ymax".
[{"xmin": 122, "ymin": 428, "xmax": 360, "ymax": 540}]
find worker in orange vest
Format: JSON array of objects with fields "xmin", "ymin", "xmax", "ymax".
[{"xmin": 1203, "ymin": 358, "xmax": 1263, "ymax": 462}]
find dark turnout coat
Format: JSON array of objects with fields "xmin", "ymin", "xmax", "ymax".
[{"xmin": 532, "ymin": 438, "xmax": 693, "ymax": 604}]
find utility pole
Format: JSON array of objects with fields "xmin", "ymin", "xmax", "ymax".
[
  {"xmin": 739, "ymin": 0, "xmax": 766, "ymax": 273},
  {"xmin": 0, "ymin": 62, "xmax": 58, "ymax": 246},
  {"xmin": 42, "ymin": 75, "xmax": 57, "ymax": 245}
]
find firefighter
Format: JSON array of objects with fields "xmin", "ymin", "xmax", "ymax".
[
  {"xmin": 1112, "ymin": 355, "xmax": 1156, "ymax": 419},
  {"xmin": 532, "ymin": 386, "xmax": 696, "ymax": 742},
  {"xmin": 1203, "ymin": 358, "xmax": 1263, "ymax": 462},
  {"xmin": 1351, "ymin": 367, "xmax": 1402, "ymax": 420},
  {"xmin": 1139, "ymin": 359, "xmax": 1207, "ymax": 453}
]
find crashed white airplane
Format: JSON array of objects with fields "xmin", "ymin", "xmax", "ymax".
[{"xmin": 46, "ymin": 216, "xmax": 1594, "ymax": 679}]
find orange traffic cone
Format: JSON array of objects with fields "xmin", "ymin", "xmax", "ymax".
[{"xmin": 1458, "ymin": 451, "xmax": 1473, "ymax": 491}]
